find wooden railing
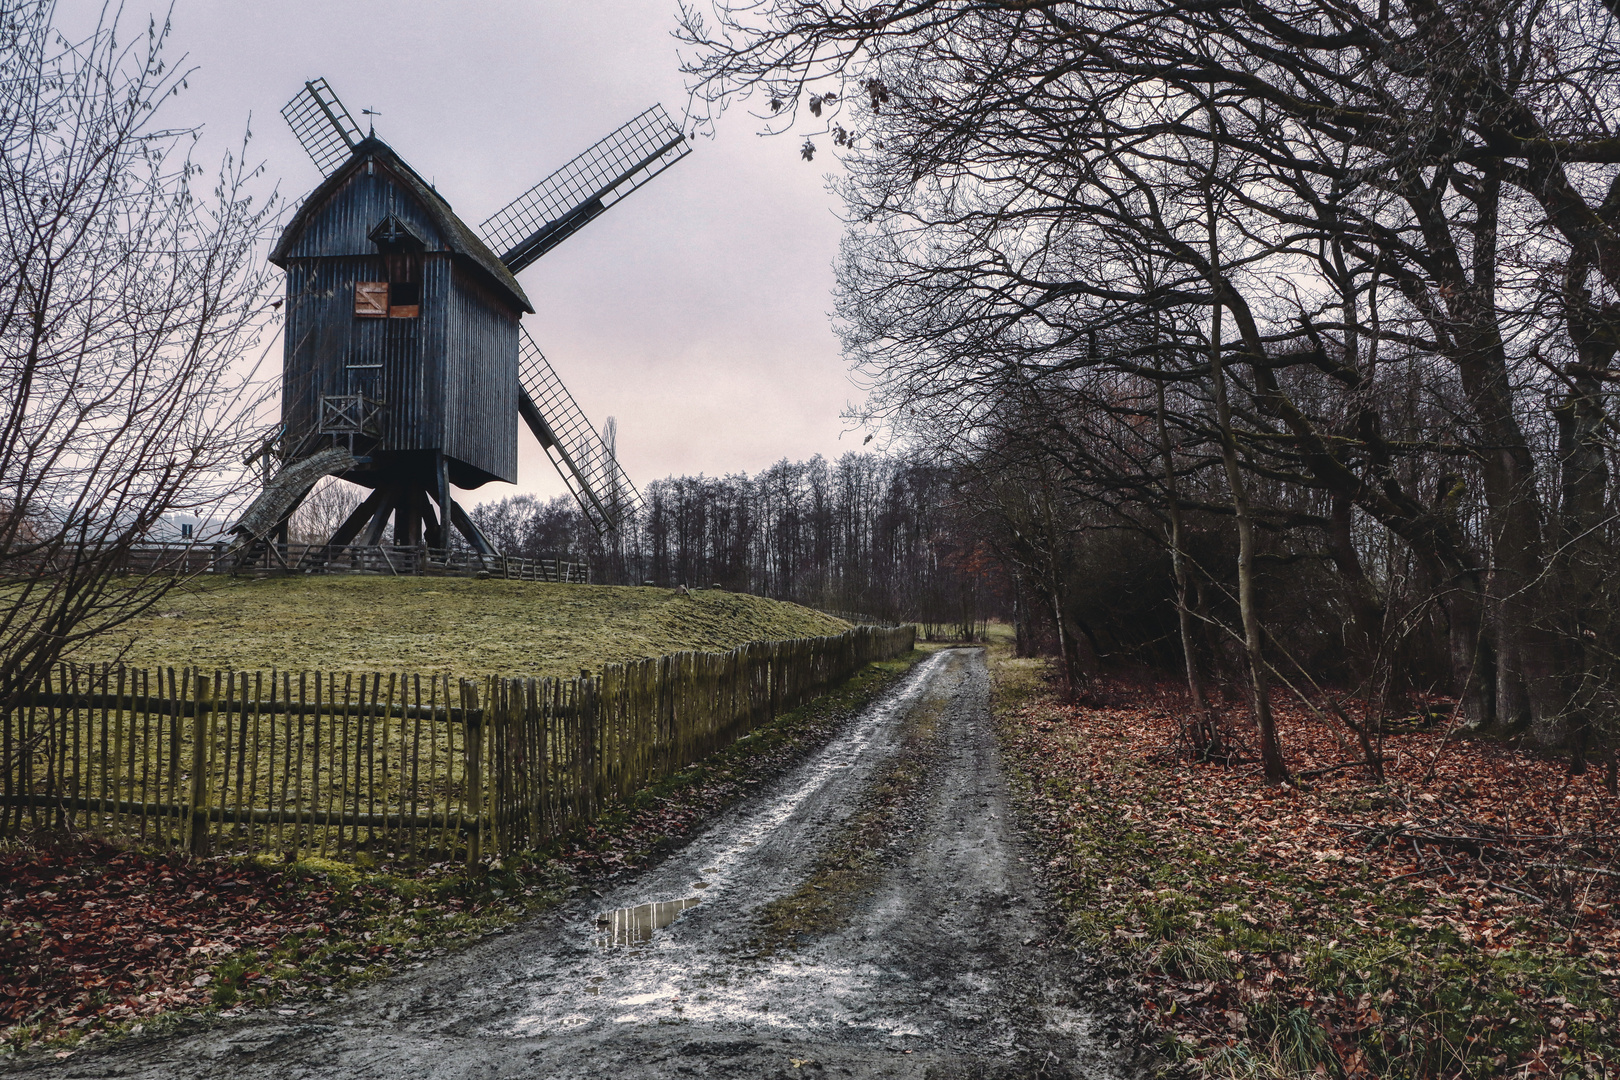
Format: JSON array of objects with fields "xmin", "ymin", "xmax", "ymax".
[
  {"xmin": 106, "ymin": 542, "xmax": 590, "ymax": 583},
  {"xmin": 1, "ymin": 625, "xmax": 916, "ymax": 862},
  {"xmin": 814, "ymin": 608, "xmax": 905, "ymax": 628}
]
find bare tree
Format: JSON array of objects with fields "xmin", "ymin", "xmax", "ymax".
[
  {"xmin": 0, "ymin": 3, "xmax": 275, "ymax": 720},
  {"xmin": 678, "ymin": 0, "xmax": 1620, "ymax": 771},
  {"xmin": 289, "ymin": 478, "xmax": 365, "ymax": 544}
]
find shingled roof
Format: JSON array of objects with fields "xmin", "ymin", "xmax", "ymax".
[{"xmin": 269, "ymin": 137, "xmax": 533, "ymax": 314}]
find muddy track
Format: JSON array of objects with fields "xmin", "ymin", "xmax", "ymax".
[{"xmin": 36, "ymin": 649, "xmax": 1142, "ymax": 1079}]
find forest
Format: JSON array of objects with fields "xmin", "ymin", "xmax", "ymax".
[
  {"xmin": 664, "ymin": 0, "xmax": 1620, "ymax": 777},
  {"xmin": 458, "ymin": 454, "xmax": 1001, "ymax": 641},
  {"xmin": 445, "ymin": 0, "xmax": 1620, "ymax": 778}
]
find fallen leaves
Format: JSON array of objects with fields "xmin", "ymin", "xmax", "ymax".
[
  {"xmin": 996, "ymin": 665, "xmax": 1619, "ymax": 1078},
  {"xmin": 0, "ymin": 842, "xmax": 324, "ymax": 1050}
]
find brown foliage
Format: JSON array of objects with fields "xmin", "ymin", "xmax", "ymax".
[{"xmin": 1002, "ymin": 671, "xmax": 1619, "ymax": 1075}]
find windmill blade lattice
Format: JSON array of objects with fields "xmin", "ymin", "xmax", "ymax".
[
  {"xmin": 517, "ymin": 327, "xmax": 644, "ymax": 535},
  {"xmin": 282, "ymin": 78, "xmax": 365, "ymax": 176},
  {"xmin": 480, "ymin": 105, "xmax": 690, "ymax": 274}
]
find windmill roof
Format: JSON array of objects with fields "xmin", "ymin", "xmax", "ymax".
[{"xmin": 270, "ymin": 137, "xmax": 533, "ymax": 314}]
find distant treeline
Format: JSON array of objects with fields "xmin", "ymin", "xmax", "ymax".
[{"xmin": 469, "ymin": 454, "xmax": 997, "ymax": 639}]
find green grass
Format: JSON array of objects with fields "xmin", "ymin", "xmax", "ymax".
[{"xmin": 66, "ymin": 577, "xmax": 850, "ymax": 677}]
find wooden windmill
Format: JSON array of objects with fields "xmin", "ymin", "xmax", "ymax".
[{"xmin": 232, "ymin": 78, "xmax": 688, "ymax": 561}]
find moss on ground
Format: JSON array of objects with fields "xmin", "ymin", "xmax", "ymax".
[
  {"xmin": 65, "ymin": 577, "xmax": 849, "ymax": 677},
  {"xmin": 746, "ymin": 659, "xmax": 948, "ymax": 954}
]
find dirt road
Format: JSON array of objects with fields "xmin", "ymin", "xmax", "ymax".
[{"xmin": 39, "ymin": 648, "xmax": 1142, "ymax": 1079}]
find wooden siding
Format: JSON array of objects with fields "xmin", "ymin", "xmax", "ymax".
[
  {"xmin": 277, "ymin": 157, "xmax": 521, "ymax": 485},
  {"xmin": 278, "ymin": 162, "xmax": 450, "ymax": 260},
  {"xmin": 281, "ymin": 256, "xmax": 437, "ymax": 458},
  {"xmin": 443, "ymin": 262, "xmax": 520, "ymax": 486}
]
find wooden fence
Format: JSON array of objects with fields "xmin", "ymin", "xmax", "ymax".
[
  {"xmin": 109, "ymin": 542, "xmax": 590, "ymax": 583},
  {"xmin": 1, "ymin": 625, "xmax": 915, "ymax": 863}
]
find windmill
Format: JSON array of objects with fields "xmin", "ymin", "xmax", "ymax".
[{"xmin": 232, "ymin": 77, "xmax": 688, "ymax": 566}]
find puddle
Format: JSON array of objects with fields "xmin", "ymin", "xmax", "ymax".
[
  {"xmin": 692, "ymin": 881, "xmax": 710, "ymax": 889},
  {"xmin": 595, "ymin": 897, "xmax": 701, "ymax": 947},
  {"xmin": 495, "ymin": 656, "xmax": 951, "ymax": 1040}
]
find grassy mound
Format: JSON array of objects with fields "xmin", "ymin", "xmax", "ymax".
[{"xmin": 67, "ymin": 577, "xmax": 849, "ymax": 677}]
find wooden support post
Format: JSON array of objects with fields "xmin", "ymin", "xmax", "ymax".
[
  {"xmin": 449, "ymin": 498, "xmax": 497, "ymax": 558},
  {"xmin": 361, "ymin": 485, "xmax": 399, "ymax": 547},
  {"xmin": 432, "ymin": 453, "xmax": 451, "ymax": 552},
  {"xmin": 329, "ymin": 486, "xmax": 388, "ymax": 548},
  {"xmin": 394, "ymin": 486, "xmax": 417, "ymax": 548}
]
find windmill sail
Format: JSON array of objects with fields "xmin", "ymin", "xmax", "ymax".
[
  {"xmin": 282, "ymin": 78, "xmax": 365, "ymax": 176},
  {"xmin": 480, "ymin": 105, "xmax": 690, "ymax": 274},
  {"xmin": 517, "ymin": 328, "xmax": 643, "ymax": 536}
]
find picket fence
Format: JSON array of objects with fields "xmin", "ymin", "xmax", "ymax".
[
  {"xmin": 105, "ymin": 541, "xmax": 590, "ymax": 583},
  {"xmin": 1, "ymin": 625, "xmax": 915, "ymax": 862}
]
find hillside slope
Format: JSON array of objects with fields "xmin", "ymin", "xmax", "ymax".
[{"xmin": 69, "ymin": 577, "xmax": 850, "ymax": 677}]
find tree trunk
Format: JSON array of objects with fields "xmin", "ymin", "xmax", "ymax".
[
  {"xmin": 1203, "ymin": 150, "xmax": 1285, "ymax": 783},
  {"xmin": 1210, "ymin": 304, "xmax": 1286, "ymax": 783},
  {"xmin": 1428, "ymin": 174, "xmax": 1547, "ymax": 733},
  {"xmin": 1012, "ymin": 572, "xmax": 1035, "ymax": 658},
  {"xmin": 1554, "ymin": 258, "xmax": 1616, "ymax": 771},
  {"xmin": 1156, "ymin": 379, "xmax": 1220, "ymax": 756}
]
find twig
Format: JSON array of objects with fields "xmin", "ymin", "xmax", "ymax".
[
  {"xmin": 1323, "ymin": 822, "xmax": 1605, "ymax": 845},
  {"xmin": 1527, "ymin": 861, "xmax": 1620, "ymax": 880},
  {"xmin": 1297, "ymin": 759, "xmax": 1387, "ymax": 779},
  {"xmin": 1383, "ymin": 865, "xmax": 1444, "ymax": 885},
  {"xmin": 1420, "ymin": 656, "xmax": 1478, "ymax": 785},
  {"xmin": 1488, "ymin": 881, "xmax": 1547, "ymax": 905}
]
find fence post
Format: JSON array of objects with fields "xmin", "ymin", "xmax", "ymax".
[
  {"xmin": 461, "ymin": 679, "xmax": 483, "ymax": 867},
  {"xmin": 581, "ymin": 672, "xmax": 599, "ymax": 817},
  {"xmin": 187, "ymin": 673, "xmax": 213, "ymax": 855}
]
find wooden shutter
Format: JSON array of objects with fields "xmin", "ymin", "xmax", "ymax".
[{"xmin": 354, "ymin": 281, "xmax": 388, "ymax": 318}]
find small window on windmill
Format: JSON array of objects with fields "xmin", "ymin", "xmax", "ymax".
[
  {"xmin": 367, "ymin": 213, "xmax": 425, "ymax": 319},
  {"xmin": 387, "ymin": 274, "xmax": 420, "ymax": 318}
]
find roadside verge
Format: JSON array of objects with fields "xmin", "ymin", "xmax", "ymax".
[{"xmin": 990, "ymin": 645, "xmax": 1618, "ymax": 1078}]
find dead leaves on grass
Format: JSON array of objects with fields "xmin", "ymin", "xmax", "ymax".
[
  {"xmin": 0, "ymin": 843, "xmax": 326, "ymax": 1048},
  {"xmin": 1001, "ymin": 674, "xmax": 1618, "ymax": 1077}
]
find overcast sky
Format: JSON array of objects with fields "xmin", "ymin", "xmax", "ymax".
[{"xmin": 130, "ymin": 1, "xmax": 862, "ymax": 506}]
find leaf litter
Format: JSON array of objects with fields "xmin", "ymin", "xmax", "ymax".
[{"xmin": 994, "ymin": 657, "xmax": 1618, "ymax": 1078}]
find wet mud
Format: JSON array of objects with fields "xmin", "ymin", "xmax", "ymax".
[{"xmin": 31, "ymin": 649, "xmax": 1145, "ymax": 1079}]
